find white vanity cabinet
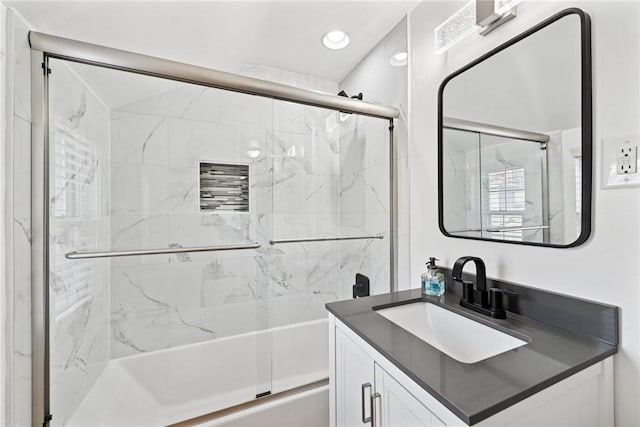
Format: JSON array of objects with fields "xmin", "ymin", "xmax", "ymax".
[
  {"xmin": 329, "ymin": 314, "xmax": 614, "ymax": 427},
  {"xmin": 374, "ymin": 364, "xmax": 444, "ymax": 427},
  {"xmin": 334, "ymin": 327, "xmax": 375, "ymax": 426},
  {"xmin": 333, "ymin": 326, "xmax": 447, "ymax": 427}
]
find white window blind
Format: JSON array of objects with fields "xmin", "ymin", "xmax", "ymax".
[
  {"xmin": 487, "ymin": 168, "xmax": 525, "ymax": 241},
  {"xmin": 53, "ymin": 127, "xmax": 98, "ymax": 219},
  {"xmin": 52, "ymin": 125, "xmax": 99, "ymax": 319}
]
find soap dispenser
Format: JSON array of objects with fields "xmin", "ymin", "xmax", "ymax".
[{"xmin": 421, "ymin": 257, "xmax": 445, "ymax": 297}]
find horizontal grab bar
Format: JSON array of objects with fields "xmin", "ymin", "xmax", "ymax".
[
  {"xmin": 65, "ymin": 243, "xmax": 261, "ymax": 259},
  {"xmin": 269, "ymin": 234, "xmax": 384, "ymax": 245}
]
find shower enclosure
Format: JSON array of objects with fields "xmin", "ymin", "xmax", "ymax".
[
  {"xmin": 442, "ymin": 118, "xmax": 555, "ymax": 244},
  {"xmin": 30, "ymin": 33, "xmax": 397, "ymax": 426}
]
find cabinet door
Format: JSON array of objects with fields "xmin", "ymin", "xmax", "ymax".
[
  {"xmin": 336, "ymin": 329, "xmax": 376, "ymax": 427},
  {"xmin": 375, "ymin": 364, "xmax": 436, "ymax": 427}
]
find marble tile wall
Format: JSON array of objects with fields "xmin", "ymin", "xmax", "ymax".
[
  {"xmin": 269, "ymin": 100, "xmax": 342, "ymax": 329},
  {"xmin": 547, "ymin": 130, "xmax": 566, "ymax": 243},
  {"xmin": 48, "ymin": 59, "xmax": 111, "ymax": 426},
  {"xmin": 0, "ymin": 4, "xmax": 7, "ymax": 421},
  {"xmin": 108, "ymin": 68, "xmax": 343, "ymax": 357},
  {"xmin": 443, "ymin": 128, "xmax": 478, "ymax": 236},
  {"xmin": 109, "ymin": 86, "xmax": 268, "ymax": 357},
  {"xmin": 338, "ymin": 18, "xmax": 405, "ymax": 293},
  {"xmin": 4, "ymin": 19, "xmax": 394, "ymax": 417},
  {"xmin": 4, "ymin": 9, "xmax": 33, "ymax": 427},
  {"xmin": 337, "ymin": 115, "xmax": 390, "ymax": 296}
]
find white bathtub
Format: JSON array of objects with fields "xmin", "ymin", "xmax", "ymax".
[
  {"xmin": 192, "ymin": 383, "xmax": 329, "ymax": 427},
  {"xmin": 68, "ymin": 319, "xmax": 329, "ymax": 426}
]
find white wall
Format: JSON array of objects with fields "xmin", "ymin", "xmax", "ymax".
[
  {"xmin": 407, "ymin": 1, "xmax": 640, "ymax": 426},
  {"xmin": 444, "ymin": 11, "xmax": 581, "ymax": 134}
]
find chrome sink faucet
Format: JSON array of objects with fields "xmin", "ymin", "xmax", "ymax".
[{"xmin": 451, "ymin": 256, "xmax": 507, "ymax": 319}]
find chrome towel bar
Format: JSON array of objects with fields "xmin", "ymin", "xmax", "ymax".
[
  {"xmin": 486, "ymin": 226, "xmax": 550, "ymax": 233},
  {"xmin": 65, "ymin": 243, "xmax": 261, "ymax": 259},
  {"xmin": 269, "ymin": 234, "xmax": 384, "ymax": 245},
  {"xmin": 450, "ymin": 226, "xmax": 549, "ymax": 233}
]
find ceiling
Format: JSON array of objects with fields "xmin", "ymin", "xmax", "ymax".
[{"xmin": 9, "ymin": 1, "xmax": 416, "ymax": 107}]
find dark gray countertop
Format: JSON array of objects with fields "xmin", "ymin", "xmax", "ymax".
[{"xmin": 326, "ymin": 288, "xmax": 617, "ymax": 425}]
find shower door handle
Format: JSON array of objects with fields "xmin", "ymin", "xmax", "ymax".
[{"xmin": 361, "ymin": 382, "xmax": 372, "ymax": 423}]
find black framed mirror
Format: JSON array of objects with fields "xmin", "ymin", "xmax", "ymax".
[{"xmin": 438, "ymin": 8, "xmax": 592, "ymax": 248}]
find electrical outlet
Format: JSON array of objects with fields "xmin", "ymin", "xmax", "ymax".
[
  {"xmin": 616, "ymin": 145, "xmax": 637, "ymax": 175},
  {"xmin": 603, "ymin": 135, "xmax": 640, "ymax": 188}
]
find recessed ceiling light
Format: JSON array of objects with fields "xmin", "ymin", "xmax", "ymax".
[
  {"xmin": 322, "ymin": 30, "xmax": 350, "ymax": 50},
  {"xmin": 390, "ymin": 51, "xmax": 408, "ymax": 67}
]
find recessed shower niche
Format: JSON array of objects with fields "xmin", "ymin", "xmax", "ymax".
[{"xmin": 199, "ymin": 162, "xmax": 250, "ymax": 212}]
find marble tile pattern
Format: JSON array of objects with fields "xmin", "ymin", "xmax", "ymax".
[
  {"xmin": 108, "ymin": 67, "xmax": 364, "ymax": 357},
  {"xmin": 4, "ymin": 19, "xmax": 394, "ymax": 425},
  {"xmin": 339, "ymin": 18, "xmax": 405, "ymax": 291},
  {"xmin": 547, "ymin": 130, "xmax": 567, "ymax": 243},
  {"xmin": 48, "ymin": 59, "xmax": 111, "ymax": 427},
  {"xmin": 5, "ymin": 10, "xmax": 34, "ymax": 427},
  {"xmin": 337, "ymin": 115, "xmax": 391, "ymax": 297},
  {"xmin": 442, "ymin": 128, "xmax": 478, "ymax": 235},
  {"xmin": 0, "ymin": 7, "xmax": 8, "ymax": 424}
]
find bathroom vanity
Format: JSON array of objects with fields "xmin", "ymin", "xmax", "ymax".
[
  {"xmin": 324, "ymin": 7, "xmax": 616, "ymax": 425},
  {"xmin": 326, "ymin": 278, "xmax": 617, "ymax": 427}
]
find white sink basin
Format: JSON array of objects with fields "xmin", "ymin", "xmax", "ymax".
[{"xmin": 375, "ymin": 302, "xmax": 527, "ymax": 364}]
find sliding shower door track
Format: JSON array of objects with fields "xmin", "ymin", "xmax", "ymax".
[
  {"xmin": 168, "ymin": 379, "xmax": 329, "ymax": 427},
  {"xmin": 29, "ymin": 32, "xmax": 398, "ymax": 120}
]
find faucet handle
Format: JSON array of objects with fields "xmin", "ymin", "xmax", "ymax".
[
  {"xmin": 489, "ymin": 288, "xmax": 504, "ymax": 311},
  {"xmin": 461, "ymin": 281, "xmax": 474, "ymax": 303}
]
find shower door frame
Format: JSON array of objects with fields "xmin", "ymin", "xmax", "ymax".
[
  {"xmin": 29, "ymin": 32, "xmax": 400, "ymax": 427},
  {"xmin": 442, "ymin": 119, "xmax": 552, "ymax": 243}
]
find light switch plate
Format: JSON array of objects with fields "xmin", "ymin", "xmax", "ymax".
[{"xmin": 602, "ymin": 135, "xmax": 640, "ymax": 188}]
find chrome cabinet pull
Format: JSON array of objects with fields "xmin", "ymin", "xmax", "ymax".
[
  {"xmin": 361, "ymin": 383, "xmax": 372, "ymax": 423},
  {"xmin": 370, "ymin": 392, "xmax": 381, "ymax": 427}
]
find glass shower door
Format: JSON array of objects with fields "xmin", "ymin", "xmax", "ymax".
[
  {"xmin": 441, "ymin": 128, "xmax": 482, "ymax": 238},
  {"xmin": 47, "ymin": 58, "xmax": 274, "ymax": 426},
  {"xmin": 267, "ymin": 101, "xmax": 391, "ymax": 394},
  {"xmin": 46, "ymin": 54, "xmax": 394, "ymax": 426},
  {"xmin": 442, "ymin": 128, "xmax": 549, "ymax": 243},
  {"xmin": 267, "ymin": 101, "xmax": 342, "ymax": 393},
  {"xmin": 479, "ymin": 134, "xmax": 548, "ymax": 243}
]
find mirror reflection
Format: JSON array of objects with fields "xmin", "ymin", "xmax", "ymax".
[{"xmin": 440, "ymin": 12, "xmax": 588, "ymax": 246}]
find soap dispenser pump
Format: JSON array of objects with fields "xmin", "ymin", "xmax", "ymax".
[{"xmin": 421, "ymin": 257, "xmax": 445, "ymax": 297}]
